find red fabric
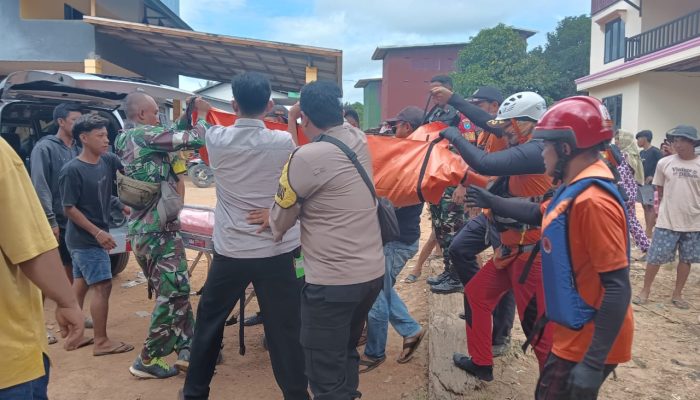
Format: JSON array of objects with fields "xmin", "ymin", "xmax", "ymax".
[
  {"xmin": 194, "ymin": 108, "xmax": 310, "ymax": 164},
  {"xmin": 195, "ymin": 109, "xmax": 468, "ymax": 206},
  {"xmin": 465, "ymin": 257, "xmax": 552, "ymax": 369}
]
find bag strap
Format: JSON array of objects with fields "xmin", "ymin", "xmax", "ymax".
[
  {"xmin": 317, "ymin": 134, "xmax": 377, "ymax": 200},
  {"xmin": 416, "ymin": 137, "xmax": 443, "ymax": 203}
]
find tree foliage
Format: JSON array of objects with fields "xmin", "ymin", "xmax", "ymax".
[{"xmin": 452, "ymin": 17, "xmax": 591, "ymax": 105}]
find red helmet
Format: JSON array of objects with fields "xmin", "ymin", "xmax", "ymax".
[{"xmin": 532, "ymin": 96, "xmax": 614, "ymax": 149}]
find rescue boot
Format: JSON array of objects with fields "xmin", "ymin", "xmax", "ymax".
[{"xmin": 452, "ymin": 353, "xmax": 493, "ymax": 382}]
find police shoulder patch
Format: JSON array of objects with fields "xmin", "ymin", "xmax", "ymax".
[{"xmin": 275, "ymin": 151, "xmax": 300, "ymax": 209}]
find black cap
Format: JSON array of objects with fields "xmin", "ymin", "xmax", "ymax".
[
  {"xmin": 666, "ymin": 124, "xmax": 699, "ymax": 142},
  {"xmin": 468, "ymin": 86, "xmax": 504, "ymax": 105},
  {"xmin": 266, "ymin": 105, "xmax": 288, "ymax": 122},
  {"xmin": 386, "ymin": 106, "xmax": 424, "ymax": 129}
]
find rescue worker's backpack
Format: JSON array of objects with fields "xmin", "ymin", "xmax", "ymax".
[{"xmin": 541, "ymin": 177, "xmax": 630, "ymax": 330}]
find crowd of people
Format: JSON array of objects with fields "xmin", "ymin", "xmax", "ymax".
[{"xmin": 1, "ymin": 67, "xmax": 698, "ymax": 400}]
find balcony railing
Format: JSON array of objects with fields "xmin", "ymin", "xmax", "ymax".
[
  {"xmin": 592, "ymin": 0, "xmax": 620, "ymax": 15},
  {"xmin": 625, "ymin": 8, "xmax": 700, "ymax": 61}
]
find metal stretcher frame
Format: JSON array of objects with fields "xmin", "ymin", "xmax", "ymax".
[{"xmin": 180, "ymin": 204, "xmax": 255, "ymax": 325}]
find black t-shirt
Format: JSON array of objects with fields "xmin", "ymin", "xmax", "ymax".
[
  {"xmin": 395, "ymin": 204, "xmax": 423, "ymax": 245},
  {"xmin": 59, "ymin": 153, "xmax": 122, "ymax": 249},
  {"xmin": 640, "ymin": 146, "xmax": 663, "ymax": 179}
]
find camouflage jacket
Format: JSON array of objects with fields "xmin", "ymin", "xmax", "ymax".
[{"xmin": 114, "ymin": 118, "xmax": 208, "ymax": 235}]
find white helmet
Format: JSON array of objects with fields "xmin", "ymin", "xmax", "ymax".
[{"xmin": 494, "ymin": 91, "xmax": 547, "ymax": 121}]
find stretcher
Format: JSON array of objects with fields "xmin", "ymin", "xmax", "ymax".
[{"xmin": 179, "ymin": 205, "xmax": 255, "ymax": 326}]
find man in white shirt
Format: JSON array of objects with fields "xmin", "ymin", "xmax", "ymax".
[
  {"xmin": 635, "ymin": 125, "xmax": 700, "ymax": 310},
  {"xmin": 181, "ymin": 72, "xmax": 308, "ymax": 400}
]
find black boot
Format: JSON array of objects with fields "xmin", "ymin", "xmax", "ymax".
[{"xmin": 452, "ymin": 353, "xmax": 493, "ymax": 381}]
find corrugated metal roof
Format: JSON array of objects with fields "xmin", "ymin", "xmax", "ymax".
[
  {"xmin": 84, "ymin": 17, "xmax": 342, "ymax": 93},
  {"xmin": 371, "ymin": 43, "xmax": 467, "ymax": 60},
  {"xmin": 354, "ymin": 78, "xmax": 382, "ymax": 88}
]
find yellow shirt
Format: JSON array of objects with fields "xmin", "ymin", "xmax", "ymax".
[{"xmin": 0, "ymin": 138, "xmax": 57, "ymax": 389}]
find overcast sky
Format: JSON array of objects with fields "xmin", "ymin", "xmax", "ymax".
[{"xmin": 178, "ymin": 0, "xmax": 589, "ymax": 103}]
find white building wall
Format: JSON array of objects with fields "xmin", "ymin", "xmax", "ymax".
[
  {"xmin": 637, "ymin": 71, "xmax": 700, "ymax": 146},
  {"xmin": 590, "ymin": 2, "xmax": 642, "ymax": 74},
  {"xmin": 641, "ymin": 0, "xmax": 700, "ymax": 31},
  {"xmin": 588, "ymin": 76, "xmax": 641, "ymax": 134}
]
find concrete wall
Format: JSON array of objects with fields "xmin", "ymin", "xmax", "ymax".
[
  {"xmin": 1, "ymin": 0, "xmax": 96, "ymax": 63},
  {"xmin": 380, "ymin": 46, "xmax": 461, "ymax": 120},
  {"xmin": 94, "ymin": 32, "xmax": 179, "ymax": 86},
  {"xmin": 641, "ymin": 0, "xmax": 700, "ymax": 31},
  {"xmin": 637, "ymin": 71, "xmax": 700, "ymax": 146},
  {"xmin": 588, "ymin": 76, "xmax": 641, "ymax": 135}
]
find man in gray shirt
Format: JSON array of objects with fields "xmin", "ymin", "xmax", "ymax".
[
  {"xmin": 30, "ymin": 103, "xmax": 82, "ymax": 281},
  {"xmin": 182, "ymin": 72, "xmax": 308, "ymax": 400},
  {"xmin": 270, "ymin": 81, "xmax": 384, "ymax": 400}
]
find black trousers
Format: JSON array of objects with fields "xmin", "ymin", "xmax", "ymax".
[
  {"xmin": 449, "ymin": 213, "xmax": 516, "ymax": 345},
  {"xmin": 301, "ymin": 276, "xmax": 383, "ymax": 400},
  {"xmin": 183, "ymin": 251, "xmax": 309, "ymax": 400},
  {"xmin": 535, "ymin": 353, "xmax": 617, "ymax": 400}
]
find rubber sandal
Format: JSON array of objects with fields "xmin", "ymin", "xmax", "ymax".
[
  {"xmin": 47, "ymin": 331, "xmax": 58, "ymax": 345},
  {"xmin": 671, "ymin": 299, "xmax": 690, "ymax": 310},
  {"xmin": 404, "ymin": 274, "xmax": 419, "ymax": 284},
  {"xmin": 359, "ymin": 355, "xmax": 385, "ymax": 373},
  {"xmin": 632, "ymin": 295, "xmax": 648, "ymax": 305},
  {"xmin": 94, "ymin": 342, "xmax": 134, "ymax": 357},
  {"xmin": 71, "ymin": 337, "xmax": 94, "ymax": 350},
  {"xmin": 397, "ymin": 328, "xmax": 426, "ymax": 364}
]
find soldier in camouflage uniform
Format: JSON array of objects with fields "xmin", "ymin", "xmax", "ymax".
[
  {"xmin": 115, "ymin": 92, "xmax": 211, "ymax": 379},
  {"xmin": 427, "ymin": 186, "xmax": 467, "ymax": 293}
]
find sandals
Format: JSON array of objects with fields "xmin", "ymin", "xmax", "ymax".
[
  {"xmin": 632, "ymin": 295, "xmax": 648, "ymax": 305},
  {"xmin": 47, "ymin": 331, "xmax": 58, "ymax": 345},
  {"xmin": 359, "ymin": 355, "xmax": 386, "ymax": 374},
  {"xmin": 404, "ymin": 274, "xmax": 419, "ymax": 284},
  {"xmin": 671, "ymin": 299, "xmax": 690, "ymax": 310},
  {"xmin": 397, "ymin": 328, "xmax": 426, "ymax": 364},
  {"xmin": 94, "ymin": 342, "xmax": 134, "ymax": 357}
]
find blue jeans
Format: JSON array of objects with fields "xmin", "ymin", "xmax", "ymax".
[
  {"xmin": 0, "ymin": 354, "xmax": 49, "ymax": 400},
  {"xmin": 365, "ymin": 240, "xmax": 421, "ymax": 358}
]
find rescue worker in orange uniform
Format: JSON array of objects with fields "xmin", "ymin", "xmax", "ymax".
[
  {"xmin": 466, "ymin": 96, "xmax": 634, "ymax": 399},
  {"xmin": 438, "ymin": 92, "xmax": 553, "ymax": 381}
]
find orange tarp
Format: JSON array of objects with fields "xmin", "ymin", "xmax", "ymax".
[{"xmin": 196, "ymin": 109, "xmax": 470, "ymax": 206}]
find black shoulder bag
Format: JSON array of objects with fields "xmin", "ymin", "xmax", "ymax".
[{"xmin": 317, "ymin": 134, "xmax": 400, "ymax": 245}]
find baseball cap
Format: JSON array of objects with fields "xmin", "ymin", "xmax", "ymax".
[
  {"xmin": 386, "ymin": 106, "xmax": 424, "ymax": 129},
  {"xmin": 666, "ymin": 124, "xmax": 699, "ymax": 142},
  {"xmin": 468, "ymin": 86, "xmax": 504, "ymax": 105},
  {"xmin": 266, "ymin": 105, "xmax": 288, "ymax": 122}
]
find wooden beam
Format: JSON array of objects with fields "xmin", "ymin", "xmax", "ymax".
[{"xmin": 90, "ymin": 0, "xmax": 96, "ymax": 17}]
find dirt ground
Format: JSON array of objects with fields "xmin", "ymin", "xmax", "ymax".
[
  {"xmin": 46, "ymin": 178, "xmax": 429, "ymax": 400},
  {"xmin": 45, "ymin": 178, "xmax": 700, "ymax": 399}
]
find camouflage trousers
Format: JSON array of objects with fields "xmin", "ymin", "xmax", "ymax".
[
  {"xmin": 429, "ymin": 186, "xmax": 467, "ymax": 274},
  {"xmin": 131, "ymin": 231, "xmax": 195, "ymax": 359}
]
